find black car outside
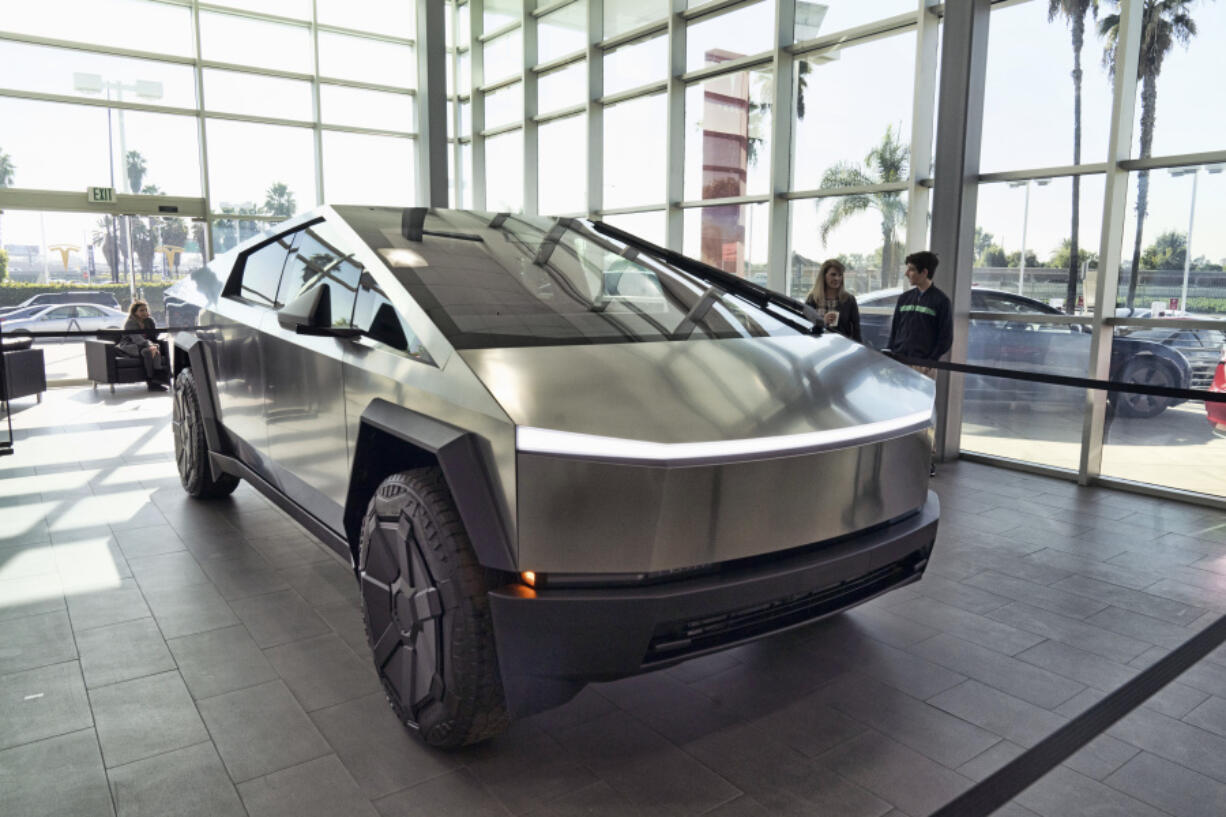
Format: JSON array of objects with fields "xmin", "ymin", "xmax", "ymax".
[{"xmin": 858, "ymin": 287, "xmax": 1194, "ymax": 418}]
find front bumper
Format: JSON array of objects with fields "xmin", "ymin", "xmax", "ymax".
[{"xmin": 488, "ymin": 491, "xmax": 939, "ymax": 717}]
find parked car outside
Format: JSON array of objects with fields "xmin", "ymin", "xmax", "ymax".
[
  {"xmin": 1112, "ymin": 306, "xmax": 1225, "ymax": 393},
  {"xmin": 0, "ymin": 302, "xmax": 128, "ymax": 338},
  {"xmin": 858, "ymin": 287, "xmax": 1193, "ymax": 418},
  {"xmin": 165, "ymin": 206, "xmax": 940, "ymax": 747},
  {"xmin": 0, "ymin": 291, "xmax": 122, "ymax": 317},
  {"xmin": 1207, "ymin": 349, "xmax": 1226, "ymax": 437}
]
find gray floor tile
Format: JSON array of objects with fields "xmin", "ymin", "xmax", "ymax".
[
  {"xmin": 0, "ymin": 661, "xmax": 93, "ymax": 750},
  {"xmin": 108, "ymin": 741, "xmax": 245, "ymax": 817},
  {"xmin": 526, "ymin": 686, "xmax": 620, "ymax": 736},
  {"xmin": 815, "ymin": 672, "xmax": 1000, "ymax": 768},
  {"xmin": 956, "ymin": 739, "xmax": 1025, "ymax": 782},
  {"xmin": 839, "ymin": 603, "xmax": 941, "ymax": 649},
  {"xmin": 229, "ymin": 589, "xmax": 330, "ymax": 648},
  {"xmin": 198, "ymin": 551, "xmax": 289, "ymax": 601},
  {"xmin": 167, "ymin": 624, "xmax": 279, "ymax": 700},
  {"xmin": 89, "ymin": 670, "xmax": 209, "ymax": 768},
  {"xmin": 1017, "ymin": 766, "xmax": 1165, "ymax": 817},
  {"xmin": 66, "ymin": 578, "xmax": 151, "ymax": 632},
  {"xmin": 697, "ymin": 795, "xmax": 773, "ymax": 817},
  {"xmin": 1183, "ymin": 695, "xmax": 1226, "ymax": 738},
  {"xmin": 928, "ymin": 680, "xmax": 1067, "ymax": 748},
  {"xmin": 0, "ymin": 570, "xmax": 65, "ymax": 622},
  {"xmin": 1015, "ymin": 639, "xmax": 1139, "ymax": 692},
  {"xmin": 198, "ymin": 679, "xmax": 331, "ymax": 782},
  {"xmin": 1107, "ymin": 705, "xmax": 1226, "ymax": 784},
  {"xmin": 887, "ymin": 596, "xmax": 1045, "ymax": 655},
  {"xmin": 0, "ymin": 609, "xmax": 77, "ymax": 675},
  {"xmin": 76, "ymin": 617, "xmax": 175, "ymax": 689},
  {"xmin": 910, "ymin": 574, "xmax": 1012, "ymax": 616},
  {"xmin": 112, "ymin": 525, "xmax": 186, "ymax": 561},
  {"xmin": 127, "ymin": 551, "xmax": 210, "ymax": 592},
  {"xmin": 807, "ymin": 633, "xmax": 967, "ymax": 701},
  {"xmin": 1174, "ymin": 660, "xmax": 1226, "ymax": 700},
  {"xmin": 375, "ymin": 768, "xmax": 511, "ymax": 817},
  {"xmin": 595, "ymin": 671, "xmax": 742, "ymax": 746},
  {"xmin": 279, "ymin": 559, "xmax": 359, "ymax": 609},
  {"xmin": 310, "ymin": 692, "xmax": 460, "ymax": 799},
  {"xmin": 1062, "ymin": 733, "xmax": 1140, "ymax": 781},
  {"xmin": 684, "ymin": 722, "xmax": 888, "ymax": 817},
  {"xmin": 52, "ymin": 536, "xmax": 133, "ymax": 590},
  {"xmin": 464, "ymin": 721, "xmax": 599, "ymax": 815},
  {"xmin": 964, "ymin": 570, "xmax": 1110, "ymax": 619},
  {"xmin": 1085, "ymin": 606, "xmax": 1195, "ymax": 648},
  {"xmin": 246, "ymin": 533, "xmax": 334, "ymax": 570},
  {"xmin": 518, "ymin": 781, "xmax": 646, "ymax": 817},
  {"xmin": 0, "ymin": 729, "xmax": 114, "ymax": 817},
  {"xmin": 1021, "ymin": 548, "xmax": 1161, "ymax": 591},
  {"xmin": 1143, "ymin": 681, "xmax": 1209, "ymax": 719},
  {"xmin": 265, "ymin": 632, "xmax": 380, "ymax": 711},
  {"xmin": 0, "ymin": 539, "xmax": 59, "ymax": 579},
  {"xmin": 1052, "ymin": 575, "xmax": 1205, "ymax": 625},
  {"xmin": 1105, "ymin": 751, "xmax": 1226, "ymax": 817},
  {"xmin": 909, "ymin": 633, "xmax": 1085, "ymax": 709},
  {"xmin": 315, "ymin": 601, "xmax": 372, "ymax": 656},
  {"xmin": 985, "ymin": 601, "xmax": 1153, "ymax": 665},
  {"xmin": 816, "ymin": 729, "xmax": 973, "ymax": 817},
  {"xmin": 142, "ymin": 582, "xmax": 239, "ymax": 640},
  {"xmin": 239, "ymin": 754, "xmax": 378, "ymax": 817}
]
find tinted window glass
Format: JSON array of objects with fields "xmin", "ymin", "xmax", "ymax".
[
  {"xmin": 353, "ymin": 272, "xmax": 431, "ymax": 362},
  {"xmin": 46, "ymin": 306, "xmax": 76, "ymax": 318},
  {"xmin": 346, "ymin": 209, "xmax": 801, "ymax": 350},
  {"xmin": 279, "ymin": 222, "xmax": 362, "ymax": 327},
  {"xmin": 237, "ymin": 233, "xmax": 295, "ymax": 306}
]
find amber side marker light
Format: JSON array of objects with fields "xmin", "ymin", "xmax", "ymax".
[{"xmin": 520, "ymin": 571, "xmax": 537, "ymax": 587}]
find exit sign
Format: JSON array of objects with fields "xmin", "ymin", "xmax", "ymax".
[{"xmin": 87, "ymin": 186, "xmax": 115, "ymax": 203}]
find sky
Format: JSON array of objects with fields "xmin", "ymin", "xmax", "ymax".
[{"xmin": 2, "ymin": 0, "xmax": 1225, "ymax": 278}]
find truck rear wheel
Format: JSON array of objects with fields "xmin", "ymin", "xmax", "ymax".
[
  {"xmin": 357, "ymin": 467, "xmax": 509, "ymax": 748},
  {"xmin": 172, "ymin": 367, "xmax": 240, "ymax": 498}
]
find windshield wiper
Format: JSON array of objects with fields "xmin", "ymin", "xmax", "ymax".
[{"xmin": 591, "ymin": 220, "xmax": 820, "ymax": 335}]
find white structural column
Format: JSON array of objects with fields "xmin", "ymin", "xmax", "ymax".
[
  {"xmin": 586, "ymin": 0, "xmax": 604, "ymax": 218},
  {"xmin": 193, "ymin": 0, "xmax": 215, "ymax": 259},
  {"xmin": 1080, "ymin": 0, "xmax": 1141, "ymax": 483},
  {"xmin": 471, "ymin": 0, "xmax": 487, "ymax": 209},
  {"xmin": 522, "ymin": 1, "xmax": 539, "ymax": 215},
  {"xmin": 665, "ymin": 0, "xmax": 687, "ymax": 250},
  {"xmin": 928, "ymin": 0, "xmax": 991, "ymax": 461},
  {"xmin": 418, "ymin": 0, "xmax": 449, "ymax": 207},
  {"xmin": 311, "ymin": 1, "xmax": 325, "ymax": 208},
  {"xmin": 764, "ymin": 0, "xmax": 795, "ymax": 295},
  {"xmin": 906, "ymin": 0, "xmax": 941, "ymax": 257}
]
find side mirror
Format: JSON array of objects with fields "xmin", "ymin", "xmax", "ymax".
[{"xmin": 277, "ymin": 284, "xmax": 330, "ymax": 332}]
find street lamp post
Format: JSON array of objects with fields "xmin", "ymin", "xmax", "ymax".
[
  {"xmin": 1008, "ymin": 178, "xmax": 1050, "ymax": 297},
  {"xmin": 72, "ymin": 73, "xmax": 163, "ymax": 302},
  {"xmin": 1169, "ymin": 164, "xmax": 1224, "ymax": 313}
]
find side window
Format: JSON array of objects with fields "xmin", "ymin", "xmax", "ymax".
[
  {"xmin": 46, "ymin": 306, "xmax": 76, "ymax": 319},
  {"xmin": 278, "ymin": 223, "xmax": 361, "ymax": 328},
  {"xmin": 352, "ymin": 272, "xmax": 432, "ymax": 362},
  {"xmin": 77, "ymin": 305, "xmax": 103, "ymax": 317},
  {"xmin": 235, "ymin": 233, "xmax": 296, "ymax": 306},
  {"xmin": 979, "ymin": 293, "xmax": 1030, "ymax": 313}
]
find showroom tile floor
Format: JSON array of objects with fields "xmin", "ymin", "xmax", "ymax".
[{"xmin": 3, "ymin": 386, "xmax": 1226, "ymax": 816}]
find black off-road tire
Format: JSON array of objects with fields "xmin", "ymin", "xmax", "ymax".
[
  {"xmin": 1114, "ymin": 357, "xmax": 1176, "ymax": 419},
  {"xmin": 172, "ymin": 367, "xmax": 240, "ymax": 498},
  {"xmin": 357, "ymin": 467, "xmax": 509, "ymax": 748}
]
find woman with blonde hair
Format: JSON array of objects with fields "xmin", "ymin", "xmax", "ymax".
[{"xmin": 804, "ymin": 258, "xmax": 861, "ymax": 342}]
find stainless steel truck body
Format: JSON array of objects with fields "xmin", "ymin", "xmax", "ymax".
[{"xmin": 166, "ymin": 206, "xmax": 939, "ymax": 746}]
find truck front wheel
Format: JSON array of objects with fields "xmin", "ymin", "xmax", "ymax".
[{"xmin": 357, "ymin": 467, "xmax": 509, "ymax": 748}]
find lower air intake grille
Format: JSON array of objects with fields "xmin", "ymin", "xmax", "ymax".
[{"xmin": 643, "ymin": 550, "xmax": 926, "ymax": 664}]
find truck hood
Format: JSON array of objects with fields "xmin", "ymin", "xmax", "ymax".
[{"xmin": 459, "ymin": 334, "xmax": 933, "ymax": 460}]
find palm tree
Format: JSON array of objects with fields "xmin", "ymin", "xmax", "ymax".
[
  {"xmin": 0, "ymin": 147, "xmax": 14, "ymax": 263},
  {"xmin": 1050, "ymin": 0, "xmax": 1098, "ymax": 313},
  {"xmin": 263, "ymin": 182, "xmax": 296, "ymax": 219},
  {"xmin": 125, "ymin": 150, "xmax": 147, "ymax": 194},
  {"xmin": 1100, "ymin": 0, "xmax": 1201, "ymax": 308},
  {"xmin": 816, "ymin": 125, "xmax": 909, "ymax": 289}
]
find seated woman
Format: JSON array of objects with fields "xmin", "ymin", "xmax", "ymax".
[
  {"xmin": 804, "ymin": 258, "xmax": 861, "ymax": 342},
  {"xmin": 118, "ymin": 299, "xmax": 168, "ymax": 392}
]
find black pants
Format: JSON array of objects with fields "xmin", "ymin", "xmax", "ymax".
[{"xmin": 134, "ymin": 346, "xmax": 166, "ymax": 381}]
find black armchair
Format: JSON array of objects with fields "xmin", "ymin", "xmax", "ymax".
[
  {"xmin": 1, "ymin": 337, "xmax": 46, "ymax": 403},
  {"xmin": 85, "ymin": 338, "xmax": 169, "ymax": 393}
]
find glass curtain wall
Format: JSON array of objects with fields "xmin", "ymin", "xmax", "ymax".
[{"xmin": 0, "ymin": 0, "xmax": 419, "ymax": 258}]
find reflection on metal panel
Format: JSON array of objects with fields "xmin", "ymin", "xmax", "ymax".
[
  {"xmin": 517, "ymin": 430, "xmax": 931, "ymax": 573},
  {"xmin": 462, "ymin": 333, "xmax": 934, "ymax": 445}
]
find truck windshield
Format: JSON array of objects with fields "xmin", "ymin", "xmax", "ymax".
[{"xmin": 349, "ymin": 208, "xmax": 803, "ymax": 350}]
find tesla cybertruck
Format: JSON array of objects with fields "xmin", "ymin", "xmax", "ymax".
[{"xmin": 165, "ymin": 206, "xmax": 939, "ymax": 747}]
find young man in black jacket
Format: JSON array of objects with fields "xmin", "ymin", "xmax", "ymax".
[{"xmin": 886, "ymin": 250, "xmax": 952, "ymax": 475}]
